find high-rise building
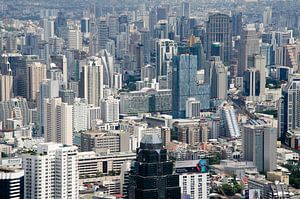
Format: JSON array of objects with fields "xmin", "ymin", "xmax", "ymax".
[
  {"xmin": 172, "ymin": 54, "xmax": 210, "ymax": 118},
  {"xmin": 232, "ymin": 11, "xmax": 242, "ymax": 36},
  {"xmin": 238, "ymin": 25, "xmax": 260, "ymax": 77},
  {"xmin": 44, "ymin": 98, "xmax": 73, "ymax": 145},
  {"xmin": 181, "ymin": 2, "xmax": 190, "ymax": 18},
  {"xmin": 97, "ymin": 17, "xmax": 109, "ymax": 51},
  {"xmin": 59, "ymin": 88, "xmax": 75, "ymax": 105},
  {"xmin": 206, "ymin": 13, "xmax": 232, "ymax": 65},
  {"xmin": 79, "ymin": 56, "xmax": 104, "ymax": 106},
  {"xmin": 185, "ymin": 98, "xmax": 201, "ymax": 118},
  {"xmin": 128, "ymin": 133, "xmax": 181, "ymax": 199},
  {"xmin": 175, "ymin": 160, "xmax": 210, "ymax": 199},
  {"xmin": 156, "ymin": 39, "xmax": 177, "ymax": 80},
  {"xmin": 101, "ymin": 96, "xmax": 120, "ymax": 123},
  {"xmin": 0, "ymin": 74, "xmax": 13, "ymax": 102},
  {"xmin": 73, "ymin": 98, "xmax": 88, "ymax": 132},
  {"xmin": 243, "ymin": 68, "xmax": 261, "ymax": 98},
  {"xmin": 81, "ymin": 17, "xmax": 90, "ymax": 34},
  {"xmin": 209, "ymin": 56, "xmax": 228, "ymax": 100},
  {"xmin": 279, "ymin": 75, "xmax": 300, "ymax": 140},
  {"xmin": 99, "ymin": 50, "xmax": 114, "ymax": 88},
  {"xmin": 0, "ymin": 167, "xmax": 24, "ymax": 199},
  {"xmin": 22, "ymin": 143, "xmax": 79, "ymax": 199},
  {"xmin": 242, "ymin": 124, "xmax": 277, "ymax": 173},
  {"xmin": 0, "ymin": 97, "xmax": 29, "ymax": 129},
  {"xmin": 67, "ymin": 27, "xmax": 82, "ymax": 50},
  {"xmin": 27, "ymin": 62, "xmax": 47, "ymax": 101}
]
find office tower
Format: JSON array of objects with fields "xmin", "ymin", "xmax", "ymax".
[
  {"xmin": 128, "ymin": 133, "xmax": 181, "ymax": 199},
  {"xmin": 149, "ymin": 9, "xmax": 157, "ymax": 36},
  {"xmin": 161, "ymin": 127, "xmax": 171, "ymax": 147},
  {"xmin": 0, "ymin": 74, "xmax": 13, "ymax": 101},
  {"xmin": 44, "ymin": 98, "xmax": 73, "ymax": 145},
  {"xmin": 260, "ymin": 43, "xmax": 275, "ymax": 75},
  {"xmin": 14, "ymin": 55, "xmax": 44, "ymax": 98},
  {"xmin": 50, "ymin": 54, "xmax": 68, "ymax": 84},
  {"xmin": 67, "ymin": 27, "xmax": 82, "ymax": 50},
  {"xmin": 154, "ymin": 20, "xmax": 169, "ymax": 39},
  {"xmin": 243, "ymin": 68, "xmax": 260, "ymax": 98},
  {"xmin": 100, "ymin": 50, "xmax": 114, "ymax": 88},
  {"xmin": 141, "ymin": 64, "xmax": 156, "ymax": 82},
  {"xmin": 0, "ymin": 98, "xmax": 29, "ymax": 129},
  {"xmin": 181, "ymin": 2, "xmax": 190, "ymax": 18},
  {"xmin": 73, "ymin": 98, "xmax": 88, "ymax": 132},
  {"xmin": 248, "ymin": 54, "xmax": 266, "ymax": 98},
  {"xmin": 279, "ymin": 75, "xmax": 300, "ymax": 140},
  {"xmin": 79, "ymin": 56, "xmax": 103, "ymax": 106},
  {"xmin": 108, "ymin": 15, "xmax": 119, "ymax": 39},
  {"xmin": 89, "ymin": 5, "xmax": 97, "ymax": 56},
  {"xmin": 276, "ymin": 44, "xmax": 299, "ymax": 72},
  {"xmin": 242, "ymin": 125, "xmax": 277, "ymax": 173},
  {"xmin": 232, "ymin": 11, "xmax": 242, "ymax": 36},
  {"xmin": 59, "ymin": 88, "xmax": 75, "ymax": 105},
  {"xmin": 238, "ymin": 25, "xmax": 260, "ymax": 77},
  {"xmin": 185, "ymin": 98, "xmax": 201, "ymax": 118},
  {"xmin": 41, "ymin": 18, "xmax": 55, "ymax": 42},
  {"xmin": 119, "ymin": 88, "xmax": 172, "ymax": 115},
  {"xmin": 209, "ymin": 56, "xmax": 228, "ymax": 100},
  {"xmin": 22, "ymin": 143, "xmax": 79, "ymax": 199},
  {"xmin": 156, "ymin": 7, "xmax": 167, "ymax": 21},
  {"xmin": 156, "ymin": 39, "xmax": 177, "ymax": 80},
  {"xmin": 263, "ymin": 7, "xmax": 272, "ymax": 27},
  {"xmin": 37, "ymin": 79, "xmax": 60, "ymax": 134},
  {"xmin": 97, "ymin": 17, "xmax": 109, "ymax": 51},
  {"xmin": 172, "ymin": 54, "xmax": 210, "ymax": 118},
  {"xmin": 178, "ymin": 40, "xmax": 206, "ymax": 70},
  {"xmin": 206, "ymin": 13, "xmax": 232, "ymax": 65},
  {"xmin": 116, "ymin": 32, "xmax": 129, "ymax": 59},
  {"xmin": 54, "ymin": 11, "xmax": 68, "ymax": 39},
  {"xmin": 119, "ymin": 15, "xmax": 129, "ymax": 33},
  {"xmin": 81, "ymin": 17, "xmax": 90, "ymax": 34},
  {"xmin": 134, "ymin": 43, "xmax": 144, "ymax": 74},
  {"xmin": 101, "ymin": 96, "xmax": 120, "ymax": 123},
  {"xmin": 27, "ymin": 62, "xmax": 47, "ymax": 101},
  {"xmin": 81, "ymin": 130, "xmax": 130, "ymax": 153},
  {"xmin": 0, "ymin": 167, "xmax": 24, "ymax": 199},
  {"xmin": 175, "ymin": 160, "xmax": 210, "ymax": 199},
  {"xmin": 140, "ymin": 29, "xmax": 151, "ymax": 63}
]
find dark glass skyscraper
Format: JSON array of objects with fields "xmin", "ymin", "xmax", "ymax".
[
  {"xmin": 206, "ymin": 13, "xmax": 232, "ymax": 65},
  {"xmin": 172, "ymin": 54, "xmax": 210, "ymax": 118},
  {"xmin": 128, "ymin": 134, "xmax": 181, "ymax": 199}
]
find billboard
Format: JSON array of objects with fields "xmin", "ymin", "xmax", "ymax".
[{"xmin": 249, "ymin": 189, "xmax": 260, "ymax": 199}]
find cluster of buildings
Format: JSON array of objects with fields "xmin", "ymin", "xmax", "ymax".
[{"xmin": 0, "ymin": 0, "xmax": 300, "ymax": 199}]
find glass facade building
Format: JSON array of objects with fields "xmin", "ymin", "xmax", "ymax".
[
  {"xmin": 128, "ymin": 133, "xmax": 181, "ymax": 199},
  {"xmin": 172, "ymin": 54, "xmax": 210, "ymax": 118}
]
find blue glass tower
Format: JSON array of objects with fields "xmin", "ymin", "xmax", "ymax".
[{"xmin": 172, "ymin": 54, "xmax": 210, "ymax": 118}]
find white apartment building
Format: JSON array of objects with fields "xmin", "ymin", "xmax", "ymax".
[
  {"xmin": 44, "ymin": 98, "xmax": 73, "ymax": 145},
  {"xmin": 175, "ymin": 160, "xmax": 210, "ymax": 199},
  {"xmin": 22, "ymin": 143, "xmax": 79, "ymax": 199},
  {"xmin": 101, "ymin": 96, "xmax": 119, "ymax": 123}
]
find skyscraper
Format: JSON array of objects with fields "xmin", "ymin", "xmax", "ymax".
[
  {"xmin": 101, "ymin": 96, "xmax": 120, "ymax": 123},
  {"xmin": 22, "ymin": 143, "xmax": 79, "ymax": 199},
  {"xmin": 209, "ymin": 56, "xmax": 228, "ymax": 100},
  {"xmin": 128, "ymin": 133, "xmax": 181, "ymax": 199},
  {"xmin": 44, "ymin": 98, "xmax": 73, "ymax": 145},
  {"xmin": 206, "ymin": 13, "xmax": 232, "ymax": 65},
  {"xmin": 172, "ymin": 54, "xmax": 210, "ymax": 118},
  {"xmin": 97, "ymin": 17, "xmax": 109, "ymax": 51},
  {"xmin": 242, "ymin": 124, "xmax": 277, "ymax": 173},
  {"xmin": 79, "ymin": 56, "xmax": 104, "ymax": 106},
  {"xmin": 238, "ymin": 25, "xmax": 260, "ymax": 77},
  {"xmin": 0, "ymin": 167, "xmax": 24, "ymax": 199},
  {"xmin": 279, "ymin": 75, "xmax": 300, "ymax": 140},
  {"xmin": 156, "ymin": 39, "xmax": 177, "ymax": 86},
  {"xmin": 27, "ymin": 62, "xmax": 47, "ymax": 101},
  {"xmin": 181, "ymin": 2, "xmax": 190, "ymax": 18},
  {"xmin": 0, "ymin": 74, "xmax": 13, "ymax": 102}
]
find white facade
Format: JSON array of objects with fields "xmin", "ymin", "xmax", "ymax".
[
  {"xmin": 81, "ymin": 57, "xmax": 104, "ymax": 106},
  {"xmin": 22, "ymin": 143, "xmax": 79, "ymax": 199},
  {"xmin": 73, "ymin": 98, "xmax": 88, "ymax": 132},
  {"xmin": 101, "ymin": 96, "xmax": 119, "ymax": 123},
  {"xmin": 44, "ymin": 98, "xmax": 73, "ymax": 145},
  {"xmin": 179, "ymin": 172, "xmax": 210, "ymax": 199},
  {"xmin": 186, "ymin": 98, "xmax": 201, "ymax": 118},
  {"xmin": 67, "ymin": 27, "xmax": 82, "ymax": 50}
]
